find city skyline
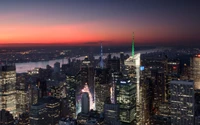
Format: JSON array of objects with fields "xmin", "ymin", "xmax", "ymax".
[{"xmin": 0, "ymin": 0, "xmax": 200, "ymax": 46}]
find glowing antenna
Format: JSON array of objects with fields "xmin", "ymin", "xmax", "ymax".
[
  {"xmin": 100, "ymin": 42, "xmax": 104, "ymax": 68},
  {"xmin": 132, "ymin": 32, "xmax": 135, "ymax": 57}
]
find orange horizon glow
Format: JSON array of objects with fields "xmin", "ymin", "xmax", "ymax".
[{"xmin": 0, "ymin": 1, "xmax": 199, "ymax": 46}]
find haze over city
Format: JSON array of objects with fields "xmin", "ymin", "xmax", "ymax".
[{"xmin": 0, "ymin": 0, "xmax": 200, "ymax": 47}]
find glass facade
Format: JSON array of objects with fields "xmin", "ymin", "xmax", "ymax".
[
  {"xmin": 170, "ymin": 80, "xmax": 194, "ymax": 125},
  {"xmin": 0, "ymin": 65, "xmax": 17, "ymax": 116},
  {"xmin": 116, "ymin": 79, "xmax": 136, "ymax": 124}
]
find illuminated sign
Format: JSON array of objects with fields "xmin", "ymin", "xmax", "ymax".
[
  {"xmin": 140, "ymin": 66, "xmax": 144, "ymax": 71},
  {"xmin": 120, "ymin": 81, "xmax": 126, "ymax": 84}
]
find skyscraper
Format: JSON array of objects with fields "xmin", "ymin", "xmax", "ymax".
[
  {"xmin": 116, "ymin": 78, "xmax": 136, "ymax": 124},
  {"xmin": 0, "ymin": 64, "xmax": 17, "ymax": 116},
  {"xmin": 170, "ymin": 80, "xmax": 194, "ymax": 125},
  {"xmin": 82, "ymin": 92, "xmax": 90, "ymax": 114},
  {"xmin": 54, "ymin": 62, "xmax": 60, "ymax": 73},
  {"xmin": 80, "ymin": 56, "xmax": 95, "ymax": 101},
  {"xmin": 65, "ymin": 75, "xmax": 76, "ymax": 118},
  {"xmin": 94, "ymin": 68, "xmax": 110, "ymax": 113},
  {"xmin": 190, "ymin": 55, "xmax": 200, "ymax": 90},
  {"xmin": 124, "ymin": 32, "xmax": 141, "ymax": 124}
]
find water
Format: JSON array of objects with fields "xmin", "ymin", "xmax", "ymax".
[{"xmin": 16, "ymin": 48, "xmax": 162, "ymax": 73}]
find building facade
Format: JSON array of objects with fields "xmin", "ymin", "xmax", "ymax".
[
  {"xmin": 0, "ymin": 64, "xmax": 17, "ymax": 116},
  {"xmin": 116, "ymin": 78, "xmax": 136, "ymax": 124},
  {"xmin": 170, "ymin": 80, "xmax": 194, "ymax": 125}
]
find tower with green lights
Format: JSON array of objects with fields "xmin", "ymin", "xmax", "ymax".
[{"xmin": 132, "ymin": 32, "xmax": 135, "ymax": 57}]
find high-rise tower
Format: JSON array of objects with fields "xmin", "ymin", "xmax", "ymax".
[
  {"xmin": 81, "ymin": 92, "xmax": 90, "ymax": 114},
  {"xmin": 100, "ymin": 42, "xmax": 104, "ymax": 69},
  {"xmin": 132, "ymin": 32, "xmax": 135, "ymax": 57},
  {"xmin": 116, "ymin": 78, "xmax": 136, "ymax": 124},
  {"xmin": 0, "ymin": 64, "xmax": 17, "ymax": 117},
  {"xmin": 124, "ymin": 32, "xmax": 141, "ymax": 124}
]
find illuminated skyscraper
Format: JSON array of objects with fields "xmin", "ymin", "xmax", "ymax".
[
  {"xmin": 190, "ymin": 55, "xmax": 200, "ymax": 90},
  {"xmin": 66, "ymin": 75, "xmax": 76, "ymax": 118},
  {"xmin": 111, "ymin": 72, "xmax": 123, "ymax": 104},
  {"xmin": 124, "ymin": 32, "xmax": 141, "ymax": 124},
  {"xmin": 95, "ymin": 68, "xmax": 110, "ymax": 113},
  {"xmin": 0, "ymin": 64, "xmax": 17, "ymax": 116},
  {"xmin": 116, "ymin": 78, "xmax": 136, "ymax": 124},
  {"xmin": 170, "ymin": 80, "xmax": 194, "ymax": 125},
  {"xmin": 80, "ymin": 56, "xmax": 95, "ymax": 100},
  {"xmin": 100, "ymin": 42, "xmax": 104, "ymax": 69}
]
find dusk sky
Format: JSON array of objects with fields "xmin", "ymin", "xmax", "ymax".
[{"xmin": 0, "ymin": 0, "xmax": 200, "ymax": 46}]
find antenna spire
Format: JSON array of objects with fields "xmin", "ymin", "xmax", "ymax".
[
  {"xmin": 132, "ymin": 32, "xmax": 135, "ymax": 57},
  {"xmin": 100, "ymin": 42, "xmax": 104, "ymax": 68}
]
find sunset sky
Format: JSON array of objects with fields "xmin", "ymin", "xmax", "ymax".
[{"xmin": 0, "ymin": 0, "xmax": 200, "ymax": 46}]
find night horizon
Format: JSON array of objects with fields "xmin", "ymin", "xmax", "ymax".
[{"xmin": 0, "ymin": 0, "xmax": 199, "ymax": 46}]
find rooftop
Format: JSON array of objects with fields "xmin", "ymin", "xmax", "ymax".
[{"xmin": 170, "ymin": 80, "xmax": 194, "ymax": 86}]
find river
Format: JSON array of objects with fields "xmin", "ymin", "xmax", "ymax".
[{"xmin": 16, "ymin": 48, "xmax": 163, "ymax": 73}]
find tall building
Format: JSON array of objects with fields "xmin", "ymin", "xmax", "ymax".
[
  {"xmin": 0, "ymin": 64, "xmax": 17, "ymax": 116},
  {"xmin": 30, "ymin": 97, "xmax": 60, "ymax": 125},
  {"xmin": 170, "ymin": 80, "xmax": 194, "ymax": 125},
  {"xmin": 95, "ymin": 68, "xmax": 110, "ymax": 113},
  {"xmin": 82, "ymin": 92, "xmax": 90, "ymax": 114},
  {"xmin": 30, "ymin": 102, "xmax": 47, "ymax": 125},
  {"xmin": 140, "ymin": 68, "xmax": 151, "ymax": 125},
  {"xmin": 151, "ymin": 69, "xmax": 165, "ymax": 112},
  {"xmin": 107, "ymin": 59, "xmax": 120, "ymax": 72},
  {"xmin": 65, "ymin": 75, "xmax": 76, "ymax": 118},
  {"xmin": 80, "ymin": 56, "xmax": 95, "ymax": 102},
  {"xmin": 16, "ymin": 74, "xmax": 29, "ymax": 115},
  {"xmin": 104, "ymin": 103, "xmax": 120, "ymax": 125},
  {"xmin": 124, "ymin": 32, "xmax": 141, "ymax": 124},
  {"xmin": 54, "ymin": 62, "xmax": 60, "ymax": 73},
  {"xmin": 190, "ymin": 55, "xmax": 200, "ymax": 90},
  {"xmin": 116, "ymin": 78, "xmax": 136, "ymax": 125},
  {"xmin": 120, "ymin": 52, "xmax": 125, "ymax": 72},
  {"xmin": 110, "ymin": 72, "xmax": 123, "ymax": 104}
]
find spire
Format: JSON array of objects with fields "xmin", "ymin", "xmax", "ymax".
[
  {"xmin": 132, "ymin": 32, "xmax": 135, "ymax": 57},
  {"xmin": 100, "ymin": 42, "xmax": 104, "ymax": 68}
]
